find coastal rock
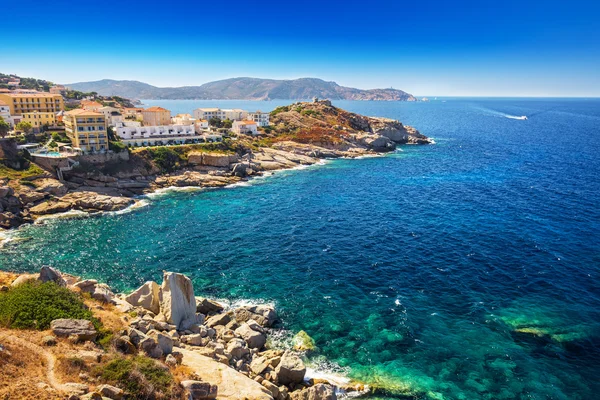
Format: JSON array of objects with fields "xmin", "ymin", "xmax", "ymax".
[
  {"xmin": 179, "ymin": 348, "xmax": 273, "ymax": 400},
  {"xmin": 159, "ymin": 271, "xmax": 197, "ymax": 329},
  {"xmin": 125, "ymin": 281, "xmax": 161, "ymax": 314},
  {"xmin": 148, "ymin": 330, "xmax": 174, "ymax": 354},
  {"xmin": 227, "ymin": 338, "xmax": 250, "ymax": 360},
  {"xmin": 97, "ymin": 384, "xmax": 124, "ymax": 400},
  {"xmin": 10, "ymin": 273, "xmax": 38, "ymax": 287},
  {"xmin": 153, "ymin": 171, "xmax": 239, "ymax": 189},
  {"xmin": 0, "ymin": 186, "xmax": 13, "ymax": 198},
  {"xmin": 275, "ymin": 351, "xmax": 306, "ymax": 385},
  {"xmin": 206, "ymin": 312, "xmax": 232, "ymax": 328},
  {"xmin": 293, "ymin": 330, "xmax": 316, "ymax": 351},
  {"xmin": 180, "ymin": 380, "xmax": 218, "ymax": 400},
  {"xmin": 33, "ymin": 178, "xmax": 68, "ymax": 196},
  {"xmin": 188, "ymin": 152, "xmax": 238, "ymax": 167},
  {"xmin": 18, "ymin": 190, "xmax": 46, "ymax": 204},
  {"xmin": 196, "ymin": 297, "xmax": 225, "ymax": 315},
  {"xmin": 140, "ymin": 336, "xmax": 163, "ymax": 359},
  {"xmin": 51, "ymin": 319, "xmax": 97, "ymax": 342},
  {"xmin": 235, "ymin": 322, "xmax": 267, "ymax": 349},
  {"xmin": 115, "ymin": 335, "xmax": 136, "ymax": 354},
  {"xmin": 234, "ymin": 305, "xmax": 277, "ymax": 327},
  {"xmin": 289, "ymin": 384, "xmax": 337, "ymax": 400}
]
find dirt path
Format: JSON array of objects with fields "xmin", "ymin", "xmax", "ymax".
[{"xmin": 0, "ymin": 332, "xmax": 69, "ymax": 393}]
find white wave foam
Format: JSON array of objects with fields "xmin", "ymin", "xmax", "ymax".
[
  {"xmin": 145, "ymin": 185, "xmax": 205, "ymax": 199},
  {"xmin": 0, "ymin": 229, "xmax": 19, "ymax": 247},
  {"xmin": 108, "ymin": 199, "xmax": 151, "ymax": 215},
  {"xmin": 34, "ymin": 210, "xmax": 91, "ymax": 224}
]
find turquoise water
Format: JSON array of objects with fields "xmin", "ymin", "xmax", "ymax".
[{"xmin": 2, "ymin": 99, "xmax": 600, "ymax": 399}]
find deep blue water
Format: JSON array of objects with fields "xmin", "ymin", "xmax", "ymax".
[{"xmin": 2, "ymin": 99, "xmax": 600, "ymax": 399}]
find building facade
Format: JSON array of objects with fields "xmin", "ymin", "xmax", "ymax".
[
  {"xmin": 193, "ymin": 108, "xmax": 247, "ymax": 121},
  {"xmin": 232, "ymin": 120, "xmax": 258, "ymax": 135},
  {"xmin": 142, "ymin": 107, "xmax": 171, "ymax": 126},
  {"xmin": 0, "ymin": 93, "xmax": 64, "ymax": 116},
  {"xmin": 64, "ymin": 109, "xmax": 108, "ymax": 153},
  {"xmin": 247, "ymin": 111, "xmax": 270, "ymax": 127},
  {"xmin": 21, "ymin": 111, "xmax": 57, "ymax": 132},
  {"xmin": 98, "ymin": 106, "xmax": 123, "ymax": 126},
  {"xmin": 116, "ymin": 124, "xmax": 197, "ymax": 146},
  {"xmin": 0, "ymin": 100, "xmax": 11, "ymax": 125}
]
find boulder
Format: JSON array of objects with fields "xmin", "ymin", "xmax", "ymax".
[
  {"xmin": 0, "ymin": 187, "xmax": 13, "ymax": 198},
  {"xmin": 97, "ymin": 384, "xmax": 124, "ymax": 400},
  {"xmin": 205, "ymin": 312, "xmax": 232, "ymax": 328},
  {"xmin": 42, "ymin": 335, "xmax": 57, "ymax": 346},
  {"xmin": 72, "ymin": 279, "xmax": 98, "ymax": 292},
  {"xmin": 10, "ymin": 273, "xmax": 37, "ymax": 287},
  {"xmin": 51, "ymin": 319, "xmax": 97, "ymax": 342},
  {"xmin": 275, "ymin": 351, "xmax": 306, "ymax": 385},
  {"xmin": 63, "ymin": 382, "xmax": 90, "ymax": 395},
  {"xmin": 159, "ymin": 272, "xmax": 196, "ymax": 329},
  {"xmin": 179, "ymin": 348, "xmax": 273, "ymax": 400},
  {"xmin": 235, "ymin": 323, "xmax": 267, "ymax": 349},
  {"xmin": 91, "ymin": 283, "xmax": 114, "ymax": 303},
  {"xmin": 293, "ymin": 330, "xmax": 316, "ymax": 351},
  {"xmin": 18, "ymin": 190, "xmax": 46, "ymax": 204},
  {"xmin": 196, "ymin": 297, "xmax": 225, "ymax": 315},
  {"xmin": 125, "ymin": 281, "xmax": 161, "ymax": 314},
  {"xmin": 148, "ymin": 330, "xmax": 173, "ymax": 355},
  {"xmin": 140, "ymin": 336, "xmax": 163, "ymax": 359},
  {"xmin": 180, "ymin": 380, "xmax": 218, "ymax": 400},
  {"xmin": 227, "ymin": 338, "xmax": 250, "ymax": 360},
  {"xmin": 33, "ymin": 178, "xmax": 68, "ymax": 196},
  {"xmin": 38, "ymin": 266, "xmax": 67, "ymax": 287},
  {"xmin": 261, "ymin": 380, "xmax": 279, "ymax": 398},
  {"xmin": 289, "ymin": 384, "xmax": 337, "ymax": 400},
  {"xmin": 250, "ymin": 355, "xmax": 271, "ymax": 375},
  {"xmin": 234, "ymin": 305, "xmax": 277, "ymax": 327},
  {"xmin": 115, "ymin": 335, "xmax": 136, "ymax": 354}
]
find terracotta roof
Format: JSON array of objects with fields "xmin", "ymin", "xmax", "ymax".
[
  {"xmin": 0, "ymin": 93, "xmax": 62, "ymax": 98},
  {"xmin": 238, "ymin": 120, "xmax": 257, "ymax": 125},
  {"xmin": 145, "ymin": 106, "xmax": 169, "ymax": 112},
  {"xmin": 65, "ymin": 109, "xmax": 104, "ymax": 116}
]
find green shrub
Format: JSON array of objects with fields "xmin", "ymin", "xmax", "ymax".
[
  {"xmin": 301, "ymin": 109, "xmax": 318, "ymax": 117},
  {"xmin": 96, "ymin": 356, "xmax": 175, "ymax": 399},
  {"xmin": 145, "ymin": 147, "xmax": 183, "ymax": 173},
  {"xmin": 0, "ymin": 281, "xmax": 98, "ymax": 330},
  {"xmin": 270, "ymin": 106, "xmax": 290, "ymax": 116},
  {"xmin": 109, "ymin": 140, "xmax": 127, "ymax": 153}
]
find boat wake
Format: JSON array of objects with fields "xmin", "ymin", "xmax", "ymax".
[{"xmin": 474, "ymin": 106, "xmax": 527, "ymax": 120}]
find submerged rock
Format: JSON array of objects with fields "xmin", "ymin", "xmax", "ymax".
[{"xmin": 293, "ymin": 330, "xmax": 316, "ymax": 352}]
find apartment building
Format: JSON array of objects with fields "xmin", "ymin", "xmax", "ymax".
[
  {"xmin": 142, "ymin": 107, "xmax": 171, "ymax": 126},
  {"xmin": 21, "ymin": 111, "xmax": 57, "ymax": 132},
  {"xmin": 116, "ymin": 123, "xmax": 196, "ymax": 146},
  {"xmin": 193, "ymin": 108, "xmax": 247, "ymax": 121},
  {"xmin": 81, "ymin": 100, "xmax": 103, "ymax": 112},
  {"xmin": 247, "ymin": 111, "xmax": 270, "ymax": 127},
  {"xmin": 64, "ymin": 109, "xmax": 108, "ymax": 153},
  {"xmin": 98, "ymin": 106, "xmax": 123, "ymax": 126},
  {"xmin": 0, "ymin": 93, "xmax": 64, "ymax": 116}
]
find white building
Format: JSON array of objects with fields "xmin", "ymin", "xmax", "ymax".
[
  {"xmin": 172, "ymin": 113, "xmax": 195, "ymax": 125},
  {"xmin": 232, "ymin": 120, "xmax": 258, "ymax": 135},
  {"xmin": 193, "ymin": 108, "xmax": 248, "ymax": 121},
  {"xmin": 116, "ymin": 124, "xmax": 201, "ymax": 146},
  {"xmin": 98, "ymin": 106, "xmax": 123, "ymax": 126},
  {"xmin": 194, "ymin": 119, "xmax": 209, "ymax": 133},
  {"xmin": 247, "ymin": 110, "xmax": 270, "ymax": 127}
]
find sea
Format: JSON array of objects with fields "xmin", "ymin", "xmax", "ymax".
[{"xmin": 1, "ymin": 98, "xmax": 599, "ymax": 399}]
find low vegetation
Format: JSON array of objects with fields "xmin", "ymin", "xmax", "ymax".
[
  {"xmin": 0, "ymin": 162, "xmax": 44, "ymax": 181},
  {"xmin": 94, "ymin": 356, "xmax": 179, "ymax": 399},
  {"xmin": 0, "ymin": 281, "xmax": 99, "ymax": 330}
]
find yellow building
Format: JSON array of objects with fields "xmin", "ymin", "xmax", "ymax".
[
  {"xmin": 64, "ymin": 109, "xmax": 108, "ymax": 153},
  {"xmin": 21, "ymin": 111, "xmax": 57, "ymax": 131},
  {"xmin": 0, "ymin": 93, "xmax": 64, "ymax": 116},
  {"xmin": 142, "ymin": 106, "xmax": 171, "ymax": 126}
]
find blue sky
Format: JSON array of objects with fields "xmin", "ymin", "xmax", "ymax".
[{"xmin": 2, "ymin": 0, "xmax": 599, "ymax": 96}]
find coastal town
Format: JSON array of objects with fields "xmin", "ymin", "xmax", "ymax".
[{"xmin": 0, "ymin": 75, "xmax": 270, "ymax": 156}]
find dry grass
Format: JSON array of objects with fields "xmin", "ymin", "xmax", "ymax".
[{"xmin": 0, "ymin": 271, "xmax": 19, "ymax": 287}]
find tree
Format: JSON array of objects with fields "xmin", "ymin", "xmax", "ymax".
[
  {"xmin": 0, "ymin": 119, "xmax": 9, "ymax": 138},
  {"xmin": 16, "ymin": 121, "xmax": 32, "ymax": 134},
  {"xmin": 222, "ymin": 118, "xmax": 233, "ymax": 129},
  {"xmin": 208, "ymin": 117, "xmax": 223, "ymax": 128}
]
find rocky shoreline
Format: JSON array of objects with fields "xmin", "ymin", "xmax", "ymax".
[
  {"xmin": 0, "ymin": 267, "xmax": 366, "ymax": 399},
  {"xmin": 1, "ymin": 100, "xmax": 433, "ymax": 230}
]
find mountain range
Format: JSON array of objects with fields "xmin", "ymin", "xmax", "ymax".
[{"xmin": 66, "ymin": 77, "xmax": 417, "ymax": 101}]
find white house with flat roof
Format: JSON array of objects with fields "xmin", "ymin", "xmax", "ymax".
[
  {"xmin": 193, "ymin": 108, "xmax": 248, "ymax": 121},
  {"xmin": 247, "ymin": 111, "xmax": 270, "ymax": 127},
  {"xmin": 232, "ymin": 120, "xmax": 258, "ymax": 135}
]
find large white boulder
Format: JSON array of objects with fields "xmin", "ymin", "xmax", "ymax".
[
  {"xmin": 125, "ymin": 281, "xmax": 161, "ymax": 314},
  {"xmin": 159, "ymin": 272, "xmax": 196, "ymax": 329}
]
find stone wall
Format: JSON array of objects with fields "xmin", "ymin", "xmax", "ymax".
[{"xmin": 79, "ymin": 151, "xmax": 130, "ymax": 164}]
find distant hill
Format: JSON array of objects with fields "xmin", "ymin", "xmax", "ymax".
[{"xmin": 67, "ymin": 77, "xmax": 417, "ymax": 101}]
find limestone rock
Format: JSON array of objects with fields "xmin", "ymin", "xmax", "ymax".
[
  {"xmin": 51, "ymin": 319, "xmax": 97, "ymax": 342},
  {"xmin": 234, "ymin": 305, "xmax": 277, "ymax": 327},
  {"xmin": 97, "ymin": 384, "xmax": 124, "ymax": 400},
  {"xmin": 179, "ymin": 348, "xmax": 273, "ymax": 400},
  {"xmin": 235, "ymin": 323, "xmax": 267, "ymax": 349},
  {"xmin": 275, "ymin": 351, "xmax": 306, "ymax": 385},
  {"xmin": 159, "ymin": 272, "xmax": 196, "ymax": 329},
  {"xmin": 125, "ymin": 281, "xmax": 160, "ymax": 314},
  {"xmin": 180, "ymin": 380, "xmax": 218, "ymax": 400},
  {"xmin": 38, "ymin": 266, "xmax": 67, "ymax": 287},
  {"xmin": 196, "ymin": 297, "xmax": 225, "ymax": 315},
  {"xmin": 289, "ymin": 384, "xmax": 337, "ymax": 400}
]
